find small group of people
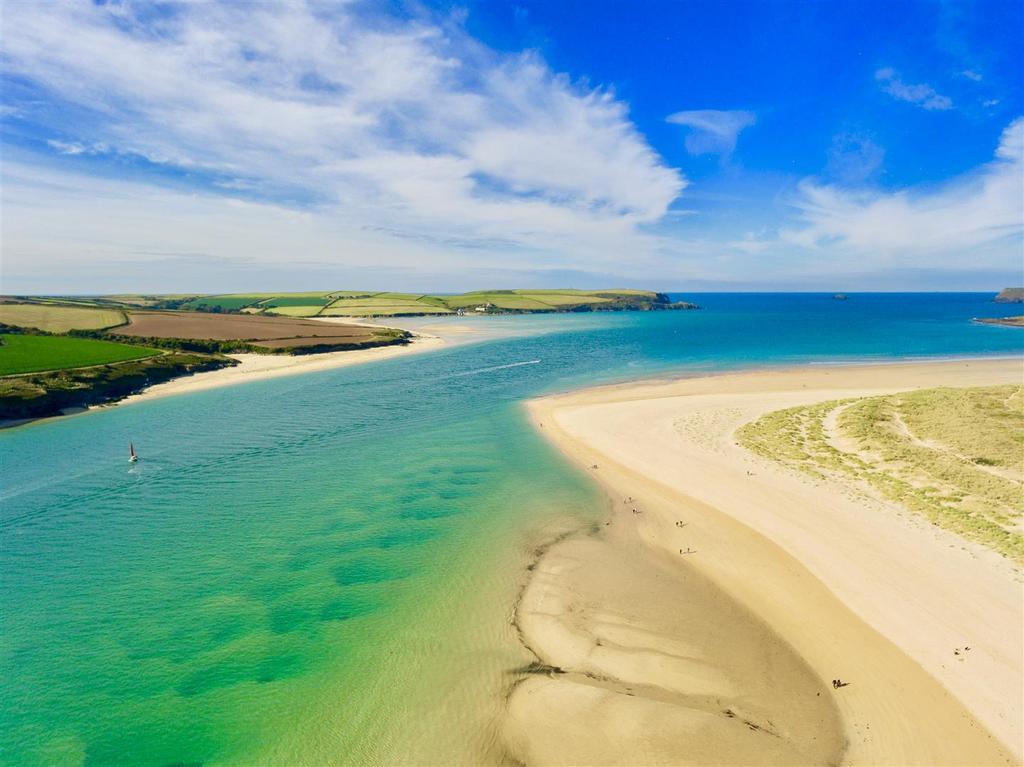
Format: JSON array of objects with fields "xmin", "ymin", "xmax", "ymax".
[{"xmin": 831, "ymin": 678, "xmax": 849, "ymax": 689}]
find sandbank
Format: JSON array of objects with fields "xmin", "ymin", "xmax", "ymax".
[
  {"xmin": 511, "ymin": 358, "xmax": 1022, "ymax": 765},
  {"xmin": 120, "ymin": 331, "xmax": 444, "ymax": 406}
]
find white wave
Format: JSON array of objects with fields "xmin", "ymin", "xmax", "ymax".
[{"xmin": 452, "ymin": 359, "xmax": 542, "ymax": 377}]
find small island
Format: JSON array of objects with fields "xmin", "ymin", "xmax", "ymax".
[{"xmin": 994, "ymin": 287, "xmax": 1024, "ymax": 303}]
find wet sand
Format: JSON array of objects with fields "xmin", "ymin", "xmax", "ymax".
[{"xmin": 511, "ymin": 358, "xmax": 1021, "ymax": 766}]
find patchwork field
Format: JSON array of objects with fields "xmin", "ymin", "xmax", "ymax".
[
  {"xmin": 311, "ymin": 289, "xmax": 686, "ymax": 316},
  {"xmin": 168, "ymin": 288, "xmax": 693, "ymax": 316},
  {"xmin": 4, "ymin": 289, "xmax": 698, "ymax": 319},
  {"xmin": 115, "ymin": 311, "xmax": 406, "ymax": 351},
  {"xmin": 0, "ymin": 334, "xmax": 161, "ymax": 376},
  {"xmin": 319, "ymin": 305, "xmax": 454, "ymax": 316},
  {"xmin": 0, "ymin": 303, "xmax": 126, "ymax": 332},
  {"xmin": 738, "ymin": 384, "xmax": 1024, "ymax": 560}
]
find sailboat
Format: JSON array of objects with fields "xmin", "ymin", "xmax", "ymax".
[{"xmin": 129, "ymin": 442, "xmax": 138, "ymax": 463}]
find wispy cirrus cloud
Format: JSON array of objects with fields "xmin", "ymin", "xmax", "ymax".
[
  {"xmin": 783, "ymin": 118, "xmax": 1023, "ymax": 259},
  {"xmin": 665, "ymin": 109, "xmax": 756, "ymax": 155},
  {"xmin": 45, "ymin": 139, "xmax": 86, "ymax": 156},
  {"xmin": 0, "ymin": 0, "xmax": 684, "ymax": 288},
  {"xmin": 875, "ymin": 67, "xmax": 953, "ymax": 110}
]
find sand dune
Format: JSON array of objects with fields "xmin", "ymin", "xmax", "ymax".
[{"xmin": 515, "ymin": 359, "xmax": 1022, "ymax": 766}]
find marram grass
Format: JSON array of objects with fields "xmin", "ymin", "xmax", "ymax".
[{"xmin": 738, "ymin": 385, "xmax": 1024, "ymax": 562}]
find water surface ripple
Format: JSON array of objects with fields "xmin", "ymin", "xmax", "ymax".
[{"xmin": 2, "ymin": 294, "xmax": 1021, "ymax": 765}]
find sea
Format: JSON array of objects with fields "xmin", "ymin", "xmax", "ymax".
[{"xmin": 2, "ymin": 293, "xmax": 1022, "ymax": 766}]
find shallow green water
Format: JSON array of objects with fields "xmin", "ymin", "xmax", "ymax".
[{"xmin": 2, "ymin": 294, "xmax": 1021, "ymax": 765}]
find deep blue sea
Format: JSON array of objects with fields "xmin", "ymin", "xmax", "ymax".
[{"xmin": 1, "ymin": 293, "xmax": 1021, "ymax": 766}]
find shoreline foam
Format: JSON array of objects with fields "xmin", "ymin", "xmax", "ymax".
[{"xmin": 512, "ymin": 358, "xmax": 1021, "ymax": 765}]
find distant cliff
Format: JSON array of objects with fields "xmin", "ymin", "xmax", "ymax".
[{"xmin": 994, "ymin": 288, "xmax": 1024, "ymax": 303}]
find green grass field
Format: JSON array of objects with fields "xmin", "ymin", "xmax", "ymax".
[
  {"xmin": 312, "ymin": 288, "xmax": 661, "ymax": 316},
  {"xmin": 261, "ymin": 306, "xmax": 330, "ymax": 317},
  {"xmin": 10, "ymin": 289, "xmax": 690, "ymax": 319},
  {"xmin": 738, "ymin": 385, "xmax": 1024, "ymax": 561},
  {"xmin": 0, "ymin": 334, "xmax": 162, "ymax": 376},
  {"xmin": 319, "ymin": 305, "xmax": 453, "ymax": 316},
  {"xmin": 442, "ymin": 293, "xmax": 555, "ymax": 310},
  {"xmin": 324, "ymin": 297, "xmax": 429, "ymax": 307},
  {"xmin": 461, "ymin": 288, "xmax": 653, "ymax": 296},
  {"xmin": 257, "ymin": 294, "xmax": 335, "ymax": 307},
  {"xmin": 180, "ymin": 295, "xmax": 264, "ymax": 311},
  {"xmin": 0, "ymin": 303, "xmax": 126, "ymax": 332}
]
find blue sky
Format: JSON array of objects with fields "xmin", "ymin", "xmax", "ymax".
[{"xmin": 1, "ymin": 0, "xmax": 1021, "ymax": 293}]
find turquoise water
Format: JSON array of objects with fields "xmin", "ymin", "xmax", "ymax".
[{"xmin": 2, "ymin": 294, "xmax": 1021, "ymax": 765}]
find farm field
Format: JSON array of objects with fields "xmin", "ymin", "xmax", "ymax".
[
  {"xmin": 0, "ymin": 303, "xmax": 126, "ymax": 332},
  {"xmin": 319, "ymin": 305, "xmax": 453, "ymax": 316},
  {"xmin": 259, "ymin": 306, "xmax": 330, "ymax": 317},
  {"xmin": 180, "ymin": 293, "xmax": 339, "ymax": 312},
  {"xmin": 309, "ymin": 288, "xmax": 680, "ymax": 316},
  {"xmin": 0, "ymin": 334, "xmax": 160, "ymax": 376},
  {"xmin": 738, "ymin": 384, "xmax": 1024, "ymax": 561},
  {"xmin": 442, "ymin": 293, "xmax": 560, "ymax": 310},
  {"xmin": 3, "ymin": 289, "xmax": 697, "ymax": 319},
  {"xmin": 114, "ymin": 311, "xmax": 406, "ymax": 351},
  {"xmin": 258, "ymin": 295, "xmax": 335, "ymax": 308},
  {"xmin": 150, "ymin": 288, "xmax": 684, "ymax": 317},
  {"xmin": 180, "ymin": 295, "xmax": 272, "ymax": 311}
]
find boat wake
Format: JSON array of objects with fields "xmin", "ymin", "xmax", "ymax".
[{"xmin": 452, "ymin": 359, "xmax": 542, "ymax": 377}]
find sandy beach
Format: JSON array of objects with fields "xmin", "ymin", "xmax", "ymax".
[
  {"xmin": 511, "ymin": 358, "xmax": 1022, "ymax": 766},
  {"xmin": 119, "ymin": 329, "xmax": 445, "ymax": 406}
]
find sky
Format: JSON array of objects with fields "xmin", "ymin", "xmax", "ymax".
[{"xmin": 1, "ymin": 0, "xmax": 1022, "ymax": 293}]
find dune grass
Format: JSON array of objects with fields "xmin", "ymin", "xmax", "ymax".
[{"xmin": 738, "ymin": 385, "xmax": 1024, "ymax": 561}]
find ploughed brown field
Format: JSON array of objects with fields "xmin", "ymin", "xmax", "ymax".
[{"xmin": 115, "ymin": 311, "xmax": 386, "ymax": 349}]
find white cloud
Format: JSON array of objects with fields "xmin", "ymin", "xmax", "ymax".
[
  {"xmin": 825, "ymin": 133, "xmax": 885, "ymax": 183},
  {"xmin": 0, "ymin": 0, "xmax": 684, "ymax": 284},
  {"xmin": 665, "ymin": 109, "xmax": 756, "ymax": 155},
  {"xmin": 782, "ymin": 118, "xmax": 1023, "ymax": 262},
  {"xmin": 875, "ymin": 68, "xmax": 953, "ymax": 110},
  {"xmin": 46, "ymin": 139, "xmax": 85, "ymax": 155},
  {"xmin": 960, "ymin": 69, "xmax": 983, "ymax": 82}
]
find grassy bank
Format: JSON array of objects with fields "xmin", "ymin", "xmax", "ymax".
[
  {"xmin": 738, "ymin": 384, "xmax": 1023, "ymax": 561},
  {"xmin": 0, "ymin": 334, "xmax": 161, "ymax": 375},
  {"xmin": 0, "ymin": 351, "xmax": 235, "ymax": 421}
]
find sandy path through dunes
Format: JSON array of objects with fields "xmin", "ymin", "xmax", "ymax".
[{"xmin": 516, "ymin": 358, "xmax": 1021, "ymax": 766}]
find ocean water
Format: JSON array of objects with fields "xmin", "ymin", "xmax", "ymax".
[{"xmin": 2, "ymin": 294, "xmax": 1021, "ymax": 766}]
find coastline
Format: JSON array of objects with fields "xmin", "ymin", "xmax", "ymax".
[
  {"xmin": 119, "ymin": 331, "xmax": 445, "ymax": 406},
  {"xmin": 511, "ymin": 358, "xmax": 1022, "ymax": 765},
  {"xmin": 1, "ymin": 330, "xmax": 446, "ymax": 429}
]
